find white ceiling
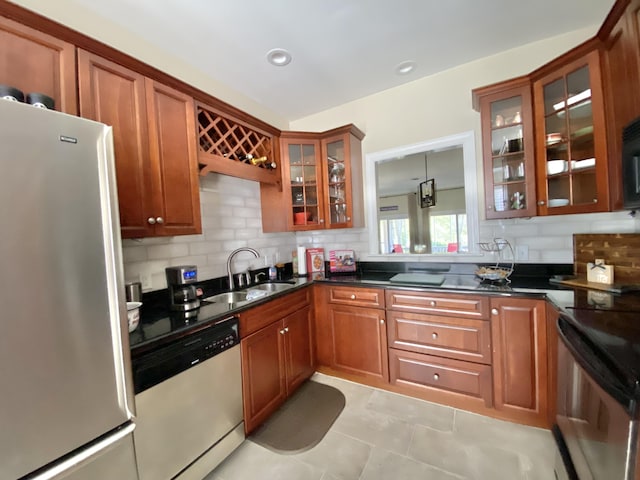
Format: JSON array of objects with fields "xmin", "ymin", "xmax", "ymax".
[{"xmin": 70, "ymin": 0, "xmax": 614, "ymax": 122}]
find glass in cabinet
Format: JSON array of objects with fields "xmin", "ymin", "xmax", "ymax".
[
  {"xmin": 476, "ymin": 81, "xmax": 536, "ymax": 219},
  {"xmin": 323, "ymin": 135, "xmax": 350, "ymax": 227},
  {"xmin": 534, "ymin": 50, "xmax": 609, "ymax": 214},
  {"xmin": 283, "ymin": 138, "xmax": 322, "ymax": 229}
]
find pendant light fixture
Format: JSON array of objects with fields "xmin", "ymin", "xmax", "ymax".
[{"xmin": 419, "ymin": 153, "xmax": 436, "ymax": 208}]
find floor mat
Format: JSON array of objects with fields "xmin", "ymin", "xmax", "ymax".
[{"xmin": 249, "ymin": 380, "xmax": 346, "ymax": 454}]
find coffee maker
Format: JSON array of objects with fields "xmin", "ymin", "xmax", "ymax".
[{"xmin": 165, "ymin": 265, "xmax": 200, "ymax": 311}]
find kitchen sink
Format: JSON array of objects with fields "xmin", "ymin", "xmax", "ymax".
[
  {"xmin": 249, "ymin": 282, "xmax": 295, "ymax": 293},
  {"xmin": 204, "ymin": 291, "xmax": 249, "ymax": 305},
  {"xmin": 203, "ymin": 282, "xmax": 297, "ymax": 307}
]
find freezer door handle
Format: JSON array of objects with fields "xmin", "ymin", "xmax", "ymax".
[{"xmin": 27, "ymin": 423, "xmax": 136, "ymax": 480}]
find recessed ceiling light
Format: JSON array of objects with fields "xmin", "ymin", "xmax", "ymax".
[
  {"xmin": 266, "ymin": 48, "xmax": 292, "ymax": 67},
  {"xmin": 395, "ymin": 61, "xmax": 416, "ymax": 76}
]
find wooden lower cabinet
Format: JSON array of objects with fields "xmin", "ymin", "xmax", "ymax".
[
  {"xmin": 385, "ymin": 289, "xmax": 493, "ymax": 409},
  {"xmin": 389, "ymin": 349, "xmax": 492, "ymax": 407},
  {"xmin": 490, "ymin": 297, "xmax": 549, "ymax": 427},
  {"xmin": 241, "ymin": 304, "xmax": 314, "ymax": 434},
  {"xmin": 386, "ymin": 310, "xmax": 492, "ymax": 364},
  {"xmin": 315, "ymin": 285, "xmax": 388, "ymax": 383}
]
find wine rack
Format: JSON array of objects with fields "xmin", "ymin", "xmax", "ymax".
[{"xmin": 196, "ymin": 102, "xmax": 279, "ymax": 184}]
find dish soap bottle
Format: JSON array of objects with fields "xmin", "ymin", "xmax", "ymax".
[{"xmin": 268, "ymin": 255, "xmax": 277, "ymax": 281}]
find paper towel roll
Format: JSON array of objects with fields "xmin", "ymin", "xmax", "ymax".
[{"xmin": 297, "ymin": 246, "xmax": 307, "ymax": 275}]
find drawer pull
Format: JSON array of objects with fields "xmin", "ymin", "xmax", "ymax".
[
  {"xmin": 433, "ymin": 373, "xmax": 440, "ymax": 381},
  {"xmin": 491, "ymin": 308, "xmax": 499, "ymax": 315},
  {"xmin": 430, "ymin": 301, "xmax": 436, "ymax": 307},
  {"xmin": 431, "ymin": 332, "xmax": 438, "ymax": 340},
  {"xmin": 350, "ymin": 294, "xmax": 356, "ymax": 300}
]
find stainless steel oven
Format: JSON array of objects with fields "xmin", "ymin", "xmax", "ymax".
[{"xmin": 554, "ymin": 313, "xmax": 640, "ymax": 480}]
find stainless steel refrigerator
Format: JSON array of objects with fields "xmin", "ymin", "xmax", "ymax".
[{"xmin": 0, "ymin": 100, "xmax": 138, "ymax": 480}]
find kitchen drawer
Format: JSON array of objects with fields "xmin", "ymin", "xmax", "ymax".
[
  {"xmin": 239, "ymin": 287, "xmax": 310, "ymax": 337},
  {"xmin": 389, "ymin": 349, "xmax": 492, "ymax": 406},
  {"xmin": 386, "ymin": 290, "xmax": 489, "ymax": 319},
  {"xmin": 387, "ymin": 311, "xmax": 491, "ymax": 364},
  {"xmin": 328, "ymin": 286, "xmax": 385, "ymax": 308}
]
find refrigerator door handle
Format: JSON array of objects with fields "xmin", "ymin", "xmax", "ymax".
[{"xmin": 27, "ymin": 423, "xmax": 136, "ymax": 480}]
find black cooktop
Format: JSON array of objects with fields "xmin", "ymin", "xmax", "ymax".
[{"xmin": 566, "ymin": 309, "xmax": 640, "ymax": 374}]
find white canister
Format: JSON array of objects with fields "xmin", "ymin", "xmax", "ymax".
[
  {"xmin": 126, "ymin": 301, "xmax": 142, "ymax": 332},
  {"xmin": 297, "ymin": 246, "xmax": 307, "ymax": 276}
]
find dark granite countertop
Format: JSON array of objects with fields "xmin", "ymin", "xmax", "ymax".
[{"xmin": 129, "ymin": 261, "xmax": 640, "ymax": 360}]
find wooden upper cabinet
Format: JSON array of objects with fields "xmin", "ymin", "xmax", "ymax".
[
  {"xmin": 78, "ymin": 50, "xmax": 151, "ymax": 238},
  {"xmin": 533, "ymin": 48, "xmax": 610, "ymax": 215},
  {"xmin": 145, "ymin": 79, "xmax": 201, "ymax": 236},
  {"xmin": 261, "ymin": 124, "xmax": 365, "ymax": 232},
  {"xmin": 0, "ymin": 16, "xmax": 76, "ymax": 114},
  {"xmin": 490, "ymin": 297, "xmax": 549, "ymax": 428},
  {"xmin": 602, "ymin": 0, "xmax": 640, "ymax": 210},
  {"xmin": 78, "ymin": 50, "xmax": 201, "ymax": 238},
  {"xmin": 473, "ymin": 78, "xmax": 537, "ymax": 219}
]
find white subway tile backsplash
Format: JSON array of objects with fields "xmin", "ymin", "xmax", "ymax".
[
  {"xmin": 122, "ymin": 176, "xmax": 296, "ymax": 291},
  {"xmin": 147, "ymin": 243, "xmax": 190, "ymax": 260},
  {"xmin": 122, "ymin": 171, "xmax": 640, "ymax": 292},
  {"xmin": 231, "ymin": 206, "xmax": 258, "ymax": 218},
  {"xmin": 540, "ymin": 249, "xmax": 574, "ymax": 263},
  {"xmin": 203, "ymin": 229, "xmax": 235, "ymax": 241},
  {"xmin": 188, "ymin": 241, "xmax": 224, "ymax": 255}
]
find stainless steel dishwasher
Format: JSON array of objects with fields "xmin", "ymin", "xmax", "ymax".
[{"xmin": 131, "ymin": 316, "xmax": 243, "ymax": 480}]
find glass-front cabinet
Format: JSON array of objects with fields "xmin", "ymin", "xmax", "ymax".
[
  {"xmin": 475, "ymin": 80, "xmax": 536, "ymax": 219},
  {"xmin": 279, "ymin": 125, "xmax": 364, "ymax": 231},
  {"xmin": 533, "ymin": 50, "xmax": 609, "ymax": 214},
  {"xmin": 322, "ymin": 134, "xmax": 352, "ymax": 228},
  {"xmin": 282, "ymin": 136, "xmax": 322, "ymax": 230}
]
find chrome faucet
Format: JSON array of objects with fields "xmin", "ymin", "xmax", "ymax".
[{"xmin": 227, "ymin": 247, "xmax": 260, "ymax": 290}]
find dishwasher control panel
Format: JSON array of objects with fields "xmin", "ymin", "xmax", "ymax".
[{"xmin": 132, "ymin": 316, "xmax": 239, "ymax": 394}]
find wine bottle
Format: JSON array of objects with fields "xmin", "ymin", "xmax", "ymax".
[{"xmin": 250, "ymin": 156, "xmax": 277, "ymax": 169}]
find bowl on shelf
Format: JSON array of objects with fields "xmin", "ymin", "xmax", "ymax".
[
  {"xmin": 548, "ymin": 198, "xmax": 570, "ymax": 207},
  {"xmin": 547, "ymin": 160, "xmax": 567, "ymax": 175}
]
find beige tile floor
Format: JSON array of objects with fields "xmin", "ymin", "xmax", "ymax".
[{"xmin": 207, "ymin": 373, "xmax": 556, "ymax": 480}]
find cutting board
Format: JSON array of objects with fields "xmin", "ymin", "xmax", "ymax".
[
  {"xmin": 389, "ymin": 273, "xmax": 445, "ymax": 286},
  {"xmin": 549, "ymin": 276, "xmax": 640, "ymax": 294}
]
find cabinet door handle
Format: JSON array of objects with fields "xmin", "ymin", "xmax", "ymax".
[
  {"xmin": 156, "ymin": 216, "xmax": 164, "ymax": 224},
  {"xmin": 284, "ymin": 327, "xmax": 289, "ymax": 332},
  {"xmin": 432, "ymin": 332, "xmax": 438, "ymax": 340},
  {"xmin": 537, "ymin": 200, "xmax": 546, "ymax": 206},
  {"xmin": 433, "ymin": 373, "xmax": 440, "ymax": 381},
  {"xmin": 279, "ymin": 329, "xmax": 286, "ymax": 335},
  {"xmin": 346, "ymin": 216, "xmax": 351, "ymax": 221},
  {"xmin": 350, "ymin": 294, "xmax": 356, "ymax": 300},
  {"xmin": 147, "ymin": 217, "xmax": 156, "ymax": 225},
  {"xmin": 429, "ymin": 301, "xmax": 436, "ymax": 307},
  {"xmin": 491, "ymin": 308, "xmax": 499, "ymax": 315},
  {"xmin": 380, "ymin": 319, "xmax": 385, "ymax": 324},
  {"xmin": 319, "ymin": 218, "xmax": 324, "ymax": 223}
]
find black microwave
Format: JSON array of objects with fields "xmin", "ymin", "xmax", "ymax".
[{"xmin": 622, "ymin": 116, "xmax": 640, "ymax": 209}]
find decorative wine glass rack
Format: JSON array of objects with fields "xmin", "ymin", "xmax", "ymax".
[{"xmin": 196, "ymin": 103, "xmax": 278, "ymax": 183}]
